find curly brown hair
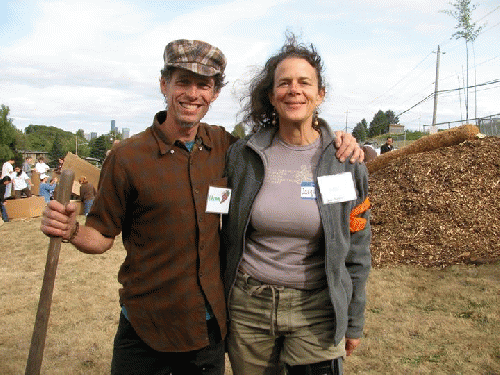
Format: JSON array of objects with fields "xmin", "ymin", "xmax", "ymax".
[{"xmin": 241, "ymin": 33, "xmax": 326, "ymax": 133}]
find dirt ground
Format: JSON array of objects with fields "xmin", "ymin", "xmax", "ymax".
[{"xmin": 369, "ymin": 136, "xmax": 500, "ymax": 268}]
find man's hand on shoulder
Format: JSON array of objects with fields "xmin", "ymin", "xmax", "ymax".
[{"xmin": 334, "ymin": 131, "xmax": 365, "ymax": 163}]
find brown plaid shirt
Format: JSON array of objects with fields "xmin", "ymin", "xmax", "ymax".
[{"xmin": 86, "ymin": 111, "xmax": 237, "ymax": 352}]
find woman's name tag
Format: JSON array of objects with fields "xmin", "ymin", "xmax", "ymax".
[{"xmin": 317, "ymin": 172, "xmax": 356, "ymax": 204}]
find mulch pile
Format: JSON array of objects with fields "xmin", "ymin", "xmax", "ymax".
[{"xmin": 369, "ymin": 136, "xmax": 500, "ymax": 268}]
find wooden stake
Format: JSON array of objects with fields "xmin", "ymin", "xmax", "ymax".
[{"xmin": 25, "ymin": 169, "xmax": 75, "ymax": 375}]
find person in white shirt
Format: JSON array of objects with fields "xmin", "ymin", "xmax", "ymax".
[
  {"xmin": 35, "ymin": 157, "xmax": 50, "ymax": 176},
  {"xmin": 12, "ymin": 166, "xmax": 32, "ymax": 199},
  {"xmin": 1, "ymin": 158, "xmax": 15, "ymax": 199}
]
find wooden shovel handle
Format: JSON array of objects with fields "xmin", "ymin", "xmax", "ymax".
[{"xmin": 26, "ymin": 169, "xmax": 75, "ymax": 375}]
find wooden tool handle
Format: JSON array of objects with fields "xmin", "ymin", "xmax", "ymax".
[{"xmin": 26, "ymin": 169, "xmax": 75, "ymax": 375}]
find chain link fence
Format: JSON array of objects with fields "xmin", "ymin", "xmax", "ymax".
[{"xmin": 478, "ymin": 114, "xmax": 500, "ymax": 136}]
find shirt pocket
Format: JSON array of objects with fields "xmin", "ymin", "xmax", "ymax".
[{"xmin": 209, "ymin": 177, "xmax": 227, "ymax": 188}]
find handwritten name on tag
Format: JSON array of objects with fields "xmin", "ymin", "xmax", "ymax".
[
  {"xmin": 317, "ymin": 172, "xmax": 356, "ymax": 204},
  {"xmin": 206, "ymin": 186, "xmax": 232, "ymax": 214},
  {"xmin": 300, "ymin": 181, "xmax": 316, "ymax": 200}
]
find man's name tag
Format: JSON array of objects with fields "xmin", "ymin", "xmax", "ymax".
[
  {"xmin": 301, "ymin": 181, "xmax": 316, "ymax": 200},
  {"xmin": 317, "ymin": 172, "xmax": 356, "ymax": 204},
  {"xmin": 206, "ymin": 186, "xmax": 232, "ymax": 214}
]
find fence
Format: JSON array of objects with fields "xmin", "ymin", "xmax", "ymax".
[{"xmin": 478, "ymin": 115, "xmax": 500, "ymax": 137}]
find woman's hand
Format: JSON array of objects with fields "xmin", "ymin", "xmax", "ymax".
[{"xmin": 345, "ymin": 337, "xmax": 361, "ymax": 356}]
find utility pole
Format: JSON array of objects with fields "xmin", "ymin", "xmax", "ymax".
[
  {"xmin": 345, "ymin": 110, "xmax": 348, "ymax": 133},
  {"xmin": 431, "ymin": 45, "xmax": 441, "ymax": 134}
]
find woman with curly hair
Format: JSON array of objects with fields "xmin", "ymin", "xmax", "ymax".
[{"xmin": 222, "ymin": 34, "xmax": 371, "ymax": 375}]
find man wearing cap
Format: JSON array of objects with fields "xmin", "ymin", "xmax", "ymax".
[{"xmin": 40, "ymin": 39, "xmax": 363, "ymax": 375}]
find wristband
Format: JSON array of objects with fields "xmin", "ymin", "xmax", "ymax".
[{"xmin": 62, "ymin": 222, "xmax": 79, "ymax": 243}]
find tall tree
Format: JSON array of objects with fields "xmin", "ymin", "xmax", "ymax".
[
  {"xmin": 352, "ymin": 119, "xmax": 368, "ymax": 142},
  {"xmin": 49, "ymin": 133, "xmax": 65, "ymax": 166},
  {"xmin": 441, "ymin": 0, "xmax": 484, "ymax": 122},
  {"xmin": 368, "ymin": 111, "xmax": 389, "ymax": 137},
  {"xmin": 0, "ymin": 105, "xmax": 17, "ymax": 161},
  {"xmin": 385, "ymin": 110, "xmax": 399, "ymax": 125},
  {"xmin": 89, "ymin": 135, "xmax": 109, "ymax": 161}
]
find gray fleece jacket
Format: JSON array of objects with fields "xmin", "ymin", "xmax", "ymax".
[{"xmin": 221, "ymin": 120, "xmax": 371, "ymax": 344}]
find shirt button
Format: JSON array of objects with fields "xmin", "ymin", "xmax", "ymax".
[
  {"xmin": 169, "ymin": 149, "xmax": 174, "ymax": 154},
  {"xmin": 194, "ymin": 188, "xmax": 199, "ymax": 194}
]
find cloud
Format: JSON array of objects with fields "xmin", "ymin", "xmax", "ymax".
[{"xmin": 1, "ymin": 0, "xmax": 498, "ymax": 135}]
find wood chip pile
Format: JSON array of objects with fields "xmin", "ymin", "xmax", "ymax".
[{"xmin": 369, "ymin": 136, "xmax": 500, "ymax": 268}]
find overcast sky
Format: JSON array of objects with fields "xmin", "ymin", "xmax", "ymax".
[{"xmin": 1, "ymin": 0, "xmax": 499, "ymax": 137}]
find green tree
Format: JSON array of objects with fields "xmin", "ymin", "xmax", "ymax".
[
  {"xmin": 352, "ymin": 119, "xmax": 368, "ymax": 142},
  {"xmin": 49, "ymin": 133, "xmax": 65, "ymax": 167},
  {"xmin": 0, "ymin": 105, "xmax": 18, "ymax": 161},
  {"xmin": 385, "ymin": 110, "xmax": 399, "ymax": 125},
  {"xmin": 89, "ymin": 135, "xmax": 109, "ymax": 161},
  {"xmin": 441, "ymin": 0, "xmax": 484, "ymax": 122},
  {"xmin": 368, "ymin": 110, "xmax": 389, "ymax": 138},
  {"xmin": 231, "ymin": 122, "xmax": 246, "ymax": 138}
]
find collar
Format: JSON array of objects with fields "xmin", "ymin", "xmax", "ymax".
[
  {"xmin": 247, "ymin": 118, "xmax": 336, "ymax": 152},
  {"xmin": 151, "ymin": 111, "xmax": 213, "ymax": 155}
]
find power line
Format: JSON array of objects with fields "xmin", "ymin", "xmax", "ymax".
[
  {"xmin": 396, "ymin": 79, "xmax": 500, "ymax": 117},
  {"xmin": 370, "ymin": 52, "xmax": 433, "ymax": 104},
  {"xmin": 475, "ymin": 4, "xmax": 500, "ymax": 24}
]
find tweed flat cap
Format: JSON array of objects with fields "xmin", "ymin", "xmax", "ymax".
[{"xmin": 163, "ymin": 39, "xmax": 226, "ymax": 77}]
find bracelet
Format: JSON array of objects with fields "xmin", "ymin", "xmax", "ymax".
[{"xmin": 62, "ymin": 222, "xmax": 79, "ymax": 243}]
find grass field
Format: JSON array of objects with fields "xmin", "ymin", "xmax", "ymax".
[{"xmin": 1, "ymin": 216, "xmax": 499, "ymax": 374}]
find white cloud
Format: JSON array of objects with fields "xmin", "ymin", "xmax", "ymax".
[{"xmin": 1, "ymin": 0, "xmax": 498, "ymax": 134}]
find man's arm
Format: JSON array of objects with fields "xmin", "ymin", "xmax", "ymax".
[
  {"xmin": 334, "ymin": 131, "xmax": 364, "ymax": 163},
  {"xmin": 40, "ymin": 201, "xmax": 114, "ymax": 254}
]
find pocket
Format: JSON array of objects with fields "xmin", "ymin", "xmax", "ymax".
[{"xmin": 210, "ymin": 177, "xmax": 227, "ymax": 188}]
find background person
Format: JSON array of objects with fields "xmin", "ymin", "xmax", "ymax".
[
  {"xmin": 78, "ymin": 176, "xmax": 96, "ymax": 215},
  {"xmin": 1, "ymin": 158, "xmax": 15, "ymax": 199},
  {"xmin": 222, "ymin": 35, "xmax": 371, "ymax": 375},
  {"xmin": 0, "ymin": 176, "xmax": 12, "ymax": 222},
  {"xmin": 54, "ymin": 158, "xmax": 65, "ymax": 174},
  {"xmin": 362, "ymin": 142, "xmax": 378, "ymax": 163},
  {"xmin": 39, "ymin": 175, "xmax": 58, "ymax": 203},
  {"xmin": 35, "ymin": 157, "xmax": 50, "ymax": 176},
  {"xmin": 22, "ymin": 156, "xmax": 33, "ymax": 178},
  {"xmin": 12, "ymin": 166, "xmax": 32, "ymax": 199},
  {"xmin": 380, "ymin": 137, "xmax": 394, "ymax": 154}
]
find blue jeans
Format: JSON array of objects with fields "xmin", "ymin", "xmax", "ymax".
[
  {"xmin": 1, "ymin": 202, "xmax": 9, "ymax": 222},
  {"xmin": 83, "ymin": 199, "xmax": 94, "ymax": 216}
]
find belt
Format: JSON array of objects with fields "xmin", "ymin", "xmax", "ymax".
[{"xmin": 238, "ymin": 272, "xmax": 284, "ymax": 336}]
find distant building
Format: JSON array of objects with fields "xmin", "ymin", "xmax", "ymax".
[
  {"xmin": 111, "ymin": 120, "xmax": 116, "ymax": 133},
  {"xmin": 122, "ymin": 128, "xmax": 130, "ymax": 139},
  {"xmin": 389, "ymin": 123, "xmax": 405, "ymax": 134},
  {"xmin": 17, "ymin": 150, "xmax": 49, "ymax": 162},
  {"xmin": 90, "ymin": 132, "xmax": 98, "ymax": 140}
]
